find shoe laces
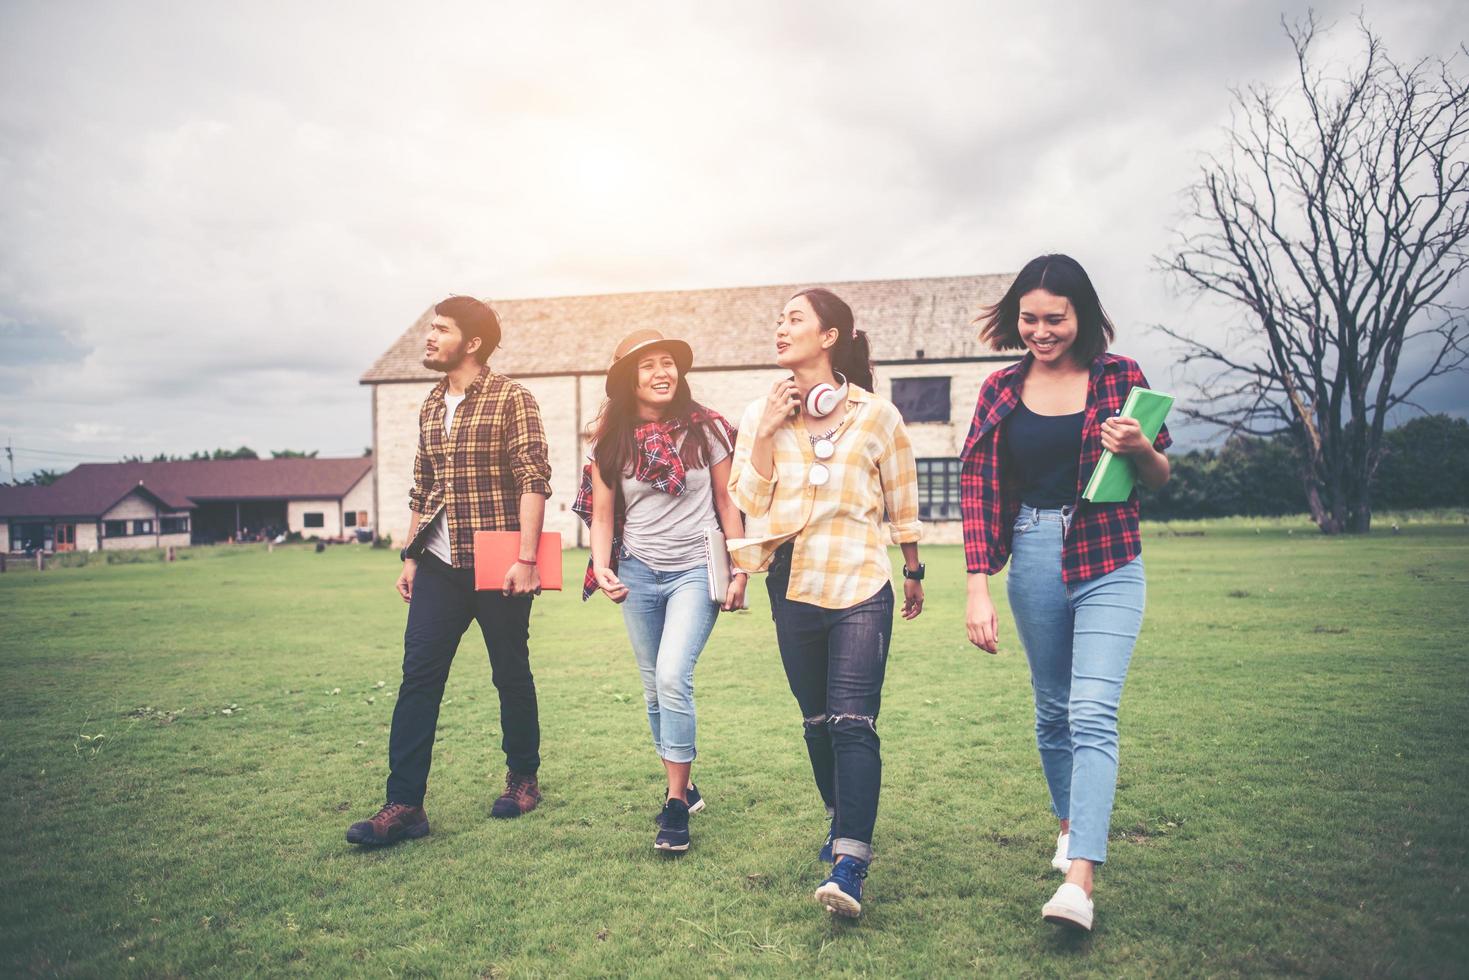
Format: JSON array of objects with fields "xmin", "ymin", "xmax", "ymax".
[
  {"xmin": 505, "ymin": 772, "xmax": 533, "ymax": 794},
  {"xmin": 831, "ymin": 860, "xmax": 868, "ymax": 884},
  {"xmin": 377, "ymin": 802, "xmax": 412, "ymax": 820}
]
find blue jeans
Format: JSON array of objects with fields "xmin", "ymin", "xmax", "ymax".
[
  {"xmin": 1006, "ymin": 505, "xmax": 1146, "ymax": 864},
  {"xmin": 617, "ymin": 554, "xmax": 721, "ymax": 764},
  {"xmin": 767, "ymin": 543, "xmax": 892, "ymax": 864}
]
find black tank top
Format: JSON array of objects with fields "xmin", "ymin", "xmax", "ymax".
[{"xmin": 1003, "ymin": 400, "xmax": 1084, "ymax": 508}]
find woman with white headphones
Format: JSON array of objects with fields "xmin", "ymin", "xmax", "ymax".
[{"xmin": 728, "ymin": 287, "xmax": 925, "ymax": 919}]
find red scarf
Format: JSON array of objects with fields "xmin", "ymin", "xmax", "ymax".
[{"xmin": 571, "ymin": 407, "xmax": 736, "ymax": 600}]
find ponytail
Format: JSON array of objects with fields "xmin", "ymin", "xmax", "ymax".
[
  {"xmin": 789, "ymin": 287, "xmax": 876, "ymax": 392},
  {"xmin": 837, "ymin": 329, "xmax": 875, "ymax": 392}
]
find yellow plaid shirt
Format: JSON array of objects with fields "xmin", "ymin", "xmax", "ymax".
[{"xmin": 727, "ymin": 385, "xmax": 923, "ymax": 609}]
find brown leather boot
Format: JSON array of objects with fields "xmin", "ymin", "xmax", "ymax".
[
  {"xmin": 490, "ymin": 770, "xmax": 541, "ymax": 819},
  {"xmin": 346, "ymin": 802, "xmax": 429, "ymax": 846}
]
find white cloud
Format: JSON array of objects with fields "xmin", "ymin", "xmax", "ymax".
[{"xmin": 0, "ymin": 0, "xmax": 1464, "ymax": 477}]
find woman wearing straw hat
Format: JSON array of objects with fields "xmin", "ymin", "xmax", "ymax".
[
  {"xmin": 575, "ymin": 329, "xmax": 746, "ymax": 853},
  {"xmin": 727, "ymin": 288, "xmax": 925, "ymax": 918}
]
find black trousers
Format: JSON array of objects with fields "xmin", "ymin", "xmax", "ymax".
[
  {"xmin": 766, "ymin": 543, "xmax": 893, "ymax": 861},
  {"xmin": 385, "ymin": 554, "xmax": 540, "ymax": 805}
]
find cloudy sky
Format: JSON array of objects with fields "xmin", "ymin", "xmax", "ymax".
[{"xmin": 1, "ymin": 0, "xmax": 1464, "ymax": 479}]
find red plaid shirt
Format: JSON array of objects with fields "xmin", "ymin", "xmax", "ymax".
[{"xmin": 960, "ymin": 352, "xmax": 1171, "ymax": 584}]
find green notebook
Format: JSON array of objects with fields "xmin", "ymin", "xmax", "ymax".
[{"xmin": 1082, "ymin": 387, "xmax": 1175, "ymax": 503}]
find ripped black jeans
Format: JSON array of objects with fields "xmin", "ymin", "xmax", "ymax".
[{"xmin": 767, "ymin": 542, "xmax": 893, "ymax": 863}]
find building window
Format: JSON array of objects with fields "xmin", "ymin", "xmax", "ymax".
[
  {"xmin": 344, "ymin": 510, "xmax": 356, "ymax": 527},
  {"xmin": 161, "ymin": 516, "xmax": 189, "ymax": 534},
  {"xmin": 303, "ymin": 512, "xmax": 325, "ymax": 528},
  {"xmin": 917, "ymin": 458, "xmax": 963, "ymax": 521},
  {"xmin": 104, "ymin": 520, "xmax": 128, "ymax": 538},
  {"xmin": 132, "ymin": 519, "xmax": 154, "ymax": 535},
  {"xmin": 892, "ymin": 377, "xmax": 951, "ymax": 423}
]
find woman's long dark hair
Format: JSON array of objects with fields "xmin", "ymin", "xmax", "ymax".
[
  {"xmin": 789, "ymin": 287, "xmax": 875, "ymax": 392},
  {"xmin": 583, "ymin": 365, "xmax": 714, "ymax": 486},
  {"xmin": 976, "ymin": 254, "xmax": 1115, "ymax": 363}
]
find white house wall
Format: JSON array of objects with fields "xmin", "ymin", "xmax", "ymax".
[
  {"xmin": 289, "ymin": 498, "xmax": 344, "ymax": 538},
  {"xmin": 374, "ymin": 381, "xmax": 436, "ymax": 549},
  {"xmin": 100, "ymin": 492, "xmax": 169, "ymax": 550},
  {"xmin": 76, "ymin": 523, "xmax": 100, "ymax": 552},
  {"xmin": 341, "ymin": 472, "xmax": 374, "ymax": 531}
]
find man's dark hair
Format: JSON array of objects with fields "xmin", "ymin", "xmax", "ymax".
[
  {"xmin": 977, "ymin": 254, "xmax": 1115, "ymax": 364},
  {"xmin": 434, "ymin": 296, "xmax": 502, "ymax": 364}
]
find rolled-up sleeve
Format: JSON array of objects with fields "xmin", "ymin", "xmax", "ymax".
[
  {"xmin": 878, "ymin": 408, "xmax": 923, "ymax": 544},
  {"xmin": 728, "ymin": 401, "xmax": 776, "ymax": 517},
  {"xmin": 507, "ymin": 385, "xmax": 553, "ymax": 498}
]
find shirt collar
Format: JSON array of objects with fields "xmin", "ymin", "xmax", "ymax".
[
  {"xmin": 431, "ymin": 364, "xmax": 494, "ymax": 402},
  {"xmin": 1003, "ymin": 351, "xmax": 1119, "ymax": 390}
]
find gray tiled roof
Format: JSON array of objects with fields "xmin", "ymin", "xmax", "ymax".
[
  {"xmin": 361, "ymin": 273, "xmax": 1015, "ymax": 383},
  {"xmin": 0, "ymin": 457, "xmax": 373, "ymax": 519}
]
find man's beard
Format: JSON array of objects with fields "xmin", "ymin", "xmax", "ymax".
[{"xmin": 422, "ymin": 348, "xmax": 467, "ymax": 372}]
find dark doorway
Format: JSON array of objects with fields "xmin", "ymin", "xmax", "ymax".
[{"xmin": 190, "ymin": 500, "xmax": 288, "ymax": 544}]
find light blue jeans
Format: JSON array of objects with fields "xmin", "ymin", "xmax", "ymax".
[
  {"xmin": 617, "ymin": 553, "xmax": 721, "ymax": 764},
  {"xmin": 1006, "ymin": 505, "xmax": 1146, "ymax": 864}
]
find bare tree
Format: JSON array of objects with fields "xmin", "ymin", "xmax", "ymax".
[{"xmin": 1159, "ymin": 15, "xmax": 1469, "ymax": 533}]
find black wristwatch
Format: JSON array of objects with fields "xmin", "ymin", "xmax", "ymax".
[{"xmin": 903, "ymin": 562, "xmax": 926, "ymax": 581}]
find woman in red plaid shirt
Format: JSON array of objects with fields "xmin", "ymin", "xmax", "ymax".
[{"xmin": 960, "ymin": 254, "xmax": 1172, "ymax": 932}]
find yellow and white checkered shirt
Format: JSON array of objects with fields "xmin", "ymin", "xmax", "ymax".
[{"xmin": 727, "ymin": 385, "xmax": 923, "ymax": 609}]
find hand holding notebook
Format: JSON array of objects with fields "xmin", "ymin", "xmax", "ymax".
[
  {"xmin": 473, "ymin": 531, "xmax": 564, "ymax": 592},
  {"xmin": 1082, "ymin": 387, "xmax": 1175, "ymax": 503}
]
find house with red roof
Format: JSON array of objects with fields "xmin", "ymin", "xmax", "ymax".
[{"xmin": 0, "ymin": 457, "xmax": 373, "ymax": 554}]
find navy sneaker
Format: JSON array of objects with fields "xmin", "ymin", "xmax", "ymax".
[
  {"xmin": 654, "ymin": 798, "xmax": 690, "ymax": 853},
  {"xmin": 814, "ymin": 858, "xmax": 868, "ymax": 918},
  {"xmin": 653, "ymin": 783, "xmax": 705, "ymax": 826},
  {"xmin": 818, "ymin": 816, "xmax": 836, "ymax": 863}
]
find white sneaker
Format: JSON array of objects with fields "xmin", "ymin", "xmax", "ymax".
[
  {"xmin": 1050, "ymin": 832, "xmax": 1072, "ymax": 874},
  {"xmin": 1042, "ymin": 882, "xmax": 1094, "ymax": 931}
]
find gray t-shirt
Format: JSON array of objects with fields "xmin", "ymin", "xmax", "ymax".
[{"xmin": 620, "ymin": 433, "xmax": 729, "ymax": 572}]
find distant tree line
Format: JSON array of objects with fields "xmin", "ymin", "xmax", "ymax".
[
  {"xmin": 1141, "ymin": 415, "xmax": 1469, "ymax": 520},
  {"xmin": 120, "ymin": 447, "xmax": 320, "ymax": 462}
]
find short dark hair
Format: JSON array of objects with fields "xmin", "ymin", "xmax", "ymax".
[
  {"xmin": 434, "ymin": 295, "xmax": 502, "ymax": 364},
  {"xmin": 977, "ymin": 254, "xmax": 1115, "ymax": 364}
]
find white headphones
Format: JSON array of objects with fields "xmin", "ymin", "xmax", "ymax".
[{"xmin": 803, "ymin": 373, "xmax": 850, "ymax": 418}]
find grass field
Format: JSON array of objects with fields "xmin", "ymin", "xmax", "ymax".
[{"xmin": 3, "ymin": 519, "xmax": 1467, "ymax": 977}]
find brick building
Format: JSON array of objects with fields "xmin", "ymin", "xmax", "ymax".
[
  {"xmin": 0, "ymin": 457, "xmax": 373, "ymax": 553},
  {"xmin": 360, "ymin": 275, "xmax": 1018, "ymax": 549}
]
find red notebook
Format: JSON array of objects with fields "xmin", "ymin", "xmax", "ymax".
[{"xmin": 473, "ymin": 531, "xmax": 563, "ymax": 592}]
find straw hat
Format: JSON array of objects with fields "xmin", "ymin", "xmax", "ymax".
[{"xmin": 604, "ymin": 329, "xmax": 694, "ymax": 396}]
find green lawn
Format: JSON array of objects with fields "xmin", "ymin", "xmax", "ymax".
[{"xmin": 3, "ymin": 521, "xmax": 1467, "ymax": 977}]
